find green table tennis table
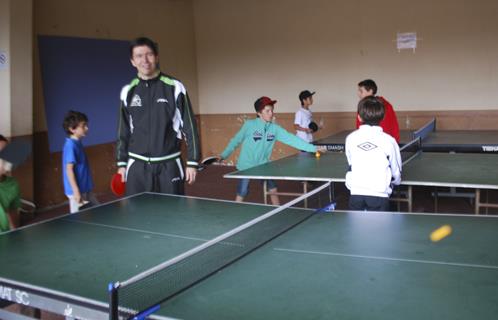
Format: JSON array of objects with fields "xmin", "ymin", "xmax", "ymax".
[
  {"xmin": 224, "ymin": 151, "xmax": 498, "ymax": 214},
  {"xmin": 1, "ymin": 192, "xmax": 498, "ymax": 319}
]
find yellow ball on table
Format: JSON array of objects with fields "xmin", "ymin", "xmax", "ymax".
[
  {"xmin": 315, "ymin": 151, "xmax": 321, "ymax": 158},
  {"xmin": 430, "ymin": 224, "xmax": 452, "ymax": 242}
]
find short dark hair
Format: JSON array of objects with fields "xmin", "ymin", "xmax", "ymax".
[
  {"xmin": 358, "ymin": 79, "xmax": 378, "ymax": 95},
  {"xmin": 129, "ymin": 37, "xmax": 159, "ymax": 58},
  {"xmin": 0, "ymin": 134, "xmax": 7, "ymax": 144},
  {"xmin": 63, "ymin": 110, "xmax": 88, "ymax": 135},
  {"xmin": 358, "ymin": 96, "xmax": 384, "ymax": 126}
]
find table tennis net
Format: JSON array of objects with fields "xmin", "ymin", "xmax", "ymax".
[
  {"xmin": 109, "ymin": 182, "xmax": 332, "ymax": 320},
  {"xmin": 413, "ymin": 118, "xmax": 436, "ymax": 140},
  {"xmin": 400, "ymin": 137, "xmax": 422, "ymax": 165}
]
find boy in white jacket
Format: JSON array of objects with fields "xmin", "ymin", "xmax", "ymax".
[{"xmin": 345, "ymin": 96, "xmax": 402, "ymax": 211}]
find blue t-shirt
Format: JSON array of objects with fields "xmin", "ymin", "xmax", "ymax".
[{"xmin": 62, "ymin": 137, "xmax": 94, "ymax": 195}]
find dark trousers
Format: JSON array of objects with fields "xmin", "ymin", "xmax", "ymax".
[
  {"xmin": 349, "ymin": 194, "xmax": 390, "ymax": 212},
  {"xmin": 126, "ymin": 158, "xmax": 184, "ymax": 196}
]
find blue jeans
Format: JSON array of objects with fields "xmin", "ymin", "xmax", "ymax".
[{"xmin": 237, "ymin": 179, "xmax": 277, "ymax": 197}]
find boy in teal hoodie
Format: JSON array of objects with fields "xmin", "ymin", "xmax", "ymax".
[{"xmin": 220, "ymin": 96, "xmax": 325, "ymax": 205}]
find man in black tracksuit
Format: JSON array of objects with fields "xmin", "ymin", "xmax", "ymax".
[{"xmin": 116, "ymin": 37, "xmax": 200, "ymax": 195}]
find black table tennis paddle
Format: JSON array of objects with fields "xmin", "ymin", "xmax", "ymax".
[
  {"xmin": 199, "ymin": 156, "xmax": 221, "ymax": 171},
  {"xmin": 309, "ymin": 121, "xmax": 319, "ymax": 133}
]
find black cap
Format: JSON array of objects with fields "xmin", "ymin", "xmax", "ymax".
[{"xmin": 299, "ymin": 90, "xmax": 315, "ymax": 101}]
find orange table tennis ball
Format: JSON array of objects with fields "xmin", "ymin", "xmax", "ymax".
[{"xmin": 315, "ymin": 151, "xmax": 321, "ymax": 158}]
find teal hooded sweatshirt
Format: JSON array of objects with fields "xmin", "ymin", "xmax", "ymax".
[{"xmin": 221, "ymin": 118, "xmax": 317, "ymax": 170}]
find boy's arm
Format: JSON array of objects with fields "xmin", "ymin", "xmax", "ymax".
[
  {"xmin": 380, "ymin": 97, "xmax": 400, "ymax": 142},
  {"xmin": 344, "ymin": 136, "xmax": 355, "ymax": 191},
  {"xmin": 7, "ymin": 181, "xmax": 21, "ymax": 230},
  {"xmin": 345, "ymin": 136, "xmax": 353, "ymax": 165},
  {"xmin": 220, "ymin": 122, "xmax": 248, "ymax": 160},
  {"xmin": 294, "ymin": 124, "xmax": 311, "ymax": 133},
  {"xmin": 175, "ymin": 80, "xmax": 200, "ymax": 169},
  {"xmin": 275, "ymin": 125, "xmax": 317, "ymax": 152},
  {"xmin": 7, "ymin": 208, "xmax": 19, "ymax": 230},
  {"xmin": 390, "ymin": 144, "xmax": 402, "ymax": 185},
  {"xmin": 66, "ymin": 163, "xmax": 81, "ymax": 203},
  {"xmin": 174, "ymin": 80, "xmax": 200, "ymax": 185},
  {"xmin": 387, "ymin": 105, "xmax": 400, "ymax": 142},
  {"xmin": 293, "ymin": 111, "xmax": 309, "ymax": 132}
]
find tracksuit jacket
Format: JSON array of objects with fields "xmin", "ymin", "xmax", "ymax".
[{"xmin": 117, "ymin": 73, "xmax": 200, "ymax": 168}]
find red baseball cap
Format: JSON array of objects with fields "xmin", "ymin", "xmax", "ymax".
[{"xmin": 254, "ymin": 96, "xmax": 277, "ymax": 112}]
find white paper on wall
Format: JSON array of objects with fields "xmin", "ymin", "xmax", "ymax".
[{"xmin": 397, "ymin": 32, "xmax": 418, "ymax": 52}]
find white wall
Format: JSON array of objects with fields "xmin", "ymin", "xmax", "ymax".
[
  {"xmin": 0, "ymin": 0, "xmax": 32, "ymax": 137},
  {"xmin": 11, "ymin": 0, "xmax": 33, "ymax": 136},
  {"xmin": 0, "ymin": 0, "xmax": 11, "ymax": 136},
  {"xmin": 193, "ymin": 0, "xmax": 498, "ymax": 113}
]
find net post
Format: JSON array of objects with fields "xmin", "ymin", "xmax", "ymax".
[
  {"xmin": 408, "ymin": 186, "xmax": 413, "ymax": 212},
  {"xmin": 263, "ymin": 180, "xmax": 268, "ymax": 205},
  {"xmin": 475, "ymin": 189, "xmax": 480, "ymax": 215},
  {"xmin": 434, "ymin": 188, "xmax": 439, "ymax": 212},
  {"xmin": 400, "ymin": 136, "xmax": 422, "ymax": 165},
  {"xmin": 108, "ymin": 282, "xmax": 119, "ymax": 320}
]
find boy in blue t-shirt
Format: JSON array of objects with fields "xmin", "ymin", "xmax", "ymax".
[
  {"xmin": 62, "ymin": 111, "xmax": 98, "ymax": 213},
  {"xmin": 220, "ymin": 96, "xmax": 325, "ymax": 205}
]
